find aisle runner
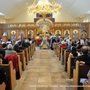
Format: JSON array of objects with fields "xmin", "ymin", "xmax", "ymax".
[{"xmin": 14, "ymin": 49, "xmax": 72, "ymax": 90}]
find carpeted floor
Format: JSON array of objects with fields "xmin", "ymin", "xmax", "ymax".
[{"xmin": 14, "ymin": 48, "xmax": 73, "ymax": 90}]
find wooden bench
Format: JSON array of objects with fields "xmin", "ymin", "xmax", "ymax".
[
  {"xmin": 16, "ymin": 55, "xmax": 22, "ymax": 79},
  {"xmin": 56, "ymin": 44, "xmax": 60, "ymax": 57},
  {"xmin": 67, "ymin": 53, "xmax": 74, "ymax": 78},
  {"xmin": 0, "ymin": 61, "xmax": 16, "ymax": 90},
  {"xmin": 28, "ymin": 46, "xmax": 31, "ymax": 60},
  {"xmin": 73, "ymin": 61, "xmax": 90, "ymax": 90},
  {"xmin": 83, "ymin": 81, "xmax": 90, "ymax": 90},
  {"xmin": 61, "ymin": 48, "xmax": 66, "ymax": 65},
  {"xmin": 53, "ymin": 43, "xmax": 59, "ymax": 57},
  {"xmin": 17, "ymin": 51, "xmax": 26, "ymax": 71},
  {"xmin": 0, "ymin": 82, "xmax": 6, "ymax": 90},
  {"xmin": 64, "ymin": 50, "xmax": 70, "ymax": 71},
  {"xmin": 30, "ymin": 43, "xmax": 35, "ymax": 57},
  {"xmin": 5, "ymin": 54, "xmax": 22, "ymax": 79},
  {"xmin": 59, "ymin": 46, "xmax": 61, "ymax": 61},
  {"xmin": 24, "ymin": 48, "xmax": 29, "ymax": 65}
]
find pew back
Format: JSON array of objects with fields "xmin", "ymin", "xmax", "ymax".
[
  {"xmin": 73, "ymin": 61, "xmax": 90, "ymax": 90},
  {"xmin": 0, "ymin": 62, "xmax": 16, "ymax": 90}
]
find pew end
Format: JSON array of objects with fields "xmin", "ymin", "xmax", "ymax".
[
  {"xmin": 0, "ymin": 82, "xmax": 6, "ymax": 90},
  {"xmin": 16, "ymin": 55, "xmax": 23, "ymax": 79},
  {"xmin": 0, "ymin": 61, "xmax": 16, "ymax": 90},
  {"xmin": 67, "ymin": 53, "xmax": 73, "ymax": 79},
  {"xmin": 17, "ymin": 51, "xmax": 26, "ymax": 71},
  {"xmin": 64, "ymin": 50, "xmax": 70, "ymax": 71},
  {"xmin": 73, "ymin": 61, "xmax": 90, "ymax": 90}
]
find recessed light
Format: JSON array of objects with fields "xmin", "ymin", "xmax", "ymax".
[
  {"xmin": 0, "ymin": 12, "xmax": 5, "ymax": 16},
  {"xmin": 86, "ymin": 11, "xmax": 90, "ymax": 14}
]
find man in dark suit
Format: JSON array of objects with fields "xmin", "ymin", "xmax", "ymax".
[{"xmin": 76, "ymin": 46, "xmax": 90, "ymax": 65}]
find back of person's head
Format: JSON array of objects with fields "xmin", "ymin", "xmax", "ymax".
[
  {"xmin": 72, "ymin": 42, "xmax": 76, "ymax": 47},
  {"xmin": 25, "ymin": 39, "xmax": 29, "ymax": 43},
  {"xmin": 77, "ymin": 45, "xmax": 83, "ymax": 52},
  {"xmin": 0, "ymin": 49, "xmax": 5, "ymax": 58},
  {"xmin": 7, "ymin": 44, "xmax": 13, "ymax": 50},
  {"xmin": 2, "ymin": 43, "xmax": 7, "ymax": 48},
  {"xmin": 8, "ymin": 39, "xmax": 11, "ymax": 41},
  {"xmin": 81, "ymin": 46, "xmax": 88, "ymax": 55},
  {"xmin": 71, "ymin": 47, "xmax": 78, "ymax": 57}
]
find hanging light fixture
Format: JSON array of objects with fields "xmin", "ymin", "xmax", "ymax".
[{"xmin": 27, "ymin": 0, "xmax": 62, "ymax": 15}]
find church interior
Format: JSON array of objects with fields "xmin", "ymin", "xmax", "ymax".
[{"xmin": 0, "ymin": 0, "xmax": 90, "ymax": 90}]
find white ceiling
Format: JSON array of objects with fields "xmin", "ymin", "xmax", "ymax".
[{"xmin": 0, "ymin": 0, "xmax": 90, "ymax": 19}]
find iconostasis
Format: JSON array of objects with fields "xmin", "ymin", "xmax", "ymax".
[
  {"xmin": 54, "ymin": 22, "xmax": 89, "ymax": 40},
  {"xmin": 0, "ymin": 22, "xmax": 89, "ymax": 42},
  {"xmin": 0, "ymin": 23, "xmax": 37, "ymax": 41}
]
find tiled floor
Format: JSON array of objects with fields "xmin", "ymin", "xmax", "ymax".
[{"xmin": 14, "ymin": 49, "xmax": 72, "ymax": 90}]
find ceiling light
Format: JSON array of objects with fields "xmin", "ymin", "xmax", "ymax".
[
  {"xmin": 0, "ymin": 12, "xmax": 5, "ymax": 16},
  {"xmin": 27, "ymin": 0, "xmax": 62, "ymax": 16}
]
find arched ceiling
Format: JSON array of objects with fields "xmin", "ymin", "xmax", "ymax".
[{"xmin": 0, "ymin": 0, "xmax": 90, "ymax": 19}]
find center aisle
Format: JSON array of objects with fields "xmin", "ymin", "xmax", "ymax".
[{"xmin": 14, "ymin": 48, "xmax": 71, "ymax": 90}]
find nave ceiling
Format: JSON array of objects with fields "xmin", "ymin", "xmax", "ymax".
[{"xmin": 0, "ymin": 0, "xmax": 90, "ymax": 21}]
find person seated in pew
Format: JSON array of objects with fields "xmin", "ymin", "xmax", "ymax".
[
  {"xmin": 0, "ymin": 44, "xmax": 8, "ymax": 64},
  {"xmin": 2, "ymin": 43, "xmax": 7, "ymax": 50},
  {"xmin": 0, "ymin": 50, "xmax": 8, "ymax": 64},
  {"xmin": 76, "ymin": 46, "xmax": 90, "ymax": 65},
  {"xmin": 4, "ymin": 53, "xmax": 20, "ymax": 79},
  {"xmin": 66, "ymin": 39, "xmax": 72, "ymax": 51},
  {"xmin": 70, "ymin": 46, "xmax": 78, "ymax": 58},
  {"xmin": 0, "ymin": 55, "xmax": 8, "ymax": 88},
  {"xmin": 6, "ymin": 39, "xmax": 12, "ymax": 45},
  {"xmin": 22, "ymin": 39, "xmax": 30, "ymax": 49},
  {"xmin": 76, "ymin": 45, "xmax": 83, "ymax": 56},
  {"xmin": 70, "ymin": 41, "xmax": 77, "ymax": 51},
  {"xmin": 0, "ymin": 66, "xmax": 5, "ymax": 84},
  {"xmin": 5, "ymin": 44, "xmax": 16, "ymax": 55},
  {"xmin": 69, "ymin": 47, "xmax": 78, "ymax": 70},
  {"xmin": 13, "ymin": 41, "xmax": 23, "ymax": 52}
]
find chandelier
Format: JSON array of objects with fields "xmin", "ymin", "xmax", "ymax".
[{"xmin": 27, "ymin": 0, "xmax": 62, "ymax": 15}]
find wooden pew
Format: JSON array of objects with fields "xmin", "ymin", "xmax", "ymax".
[
  {"xmin": 31, "ymin": 43, "xmax": 35, "ymax": 57},
  {"xmin": 64, "ymin": 50, "xmax": 70, "ymax": 71},
  {"xmin": 5, "ymin": 54, "xmax": 22, "ymax": 79},
  {"xmin": 73, "ymin": 61, "xmax": 90, "ymax": 90},
  {"xmin": 61, "ymin": 48, "xmax": 66, "ymax": 65},
  {"xmin": 59, "ymin": 46, "xmax": 61, "ymax": 61},
  {"xmin": 29, "ymin": 46, "xmax": 32, "ymax": 59},
  {"xmin": 17, "ymin": 51, "xmax": 26, "ymax": 71},
  {"xmin": 28, "ymin": 47, "xmax": 31, "ymax": 61},
  {"xmin": 83, "ymin": 79, "xmax": 90, "ymax": 90},
  {"xmin": 28, "ymin": 46, "xmax": 31, "ymax": 60},
  {"xmin": 53, "ymin": 43, "xmax": 59, "ymax": 57},
  {"xmin": 24, "ymin": 48, "xmax": 29, "ymax": 65},
  {"xmin": 56, "ymin": 44, "xmax": 60, "ymax": 57},
  {"xmin": 0, "ymin": 82, "xmax": 6, "ymax": 90},
  {"xmin": 16, "ymin": 55, "xmax": 22, "ymax": 79},
  {"xmin": 67, "ymin": 53, "xmax": 73, "ymax": 78},
  {"xmin": 0, "ymin": 61, "xmax": 16, "ymax": 90},
  {"xmin": 30, "ymin": 45, "xmax": 32, "ymax": 58}
]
